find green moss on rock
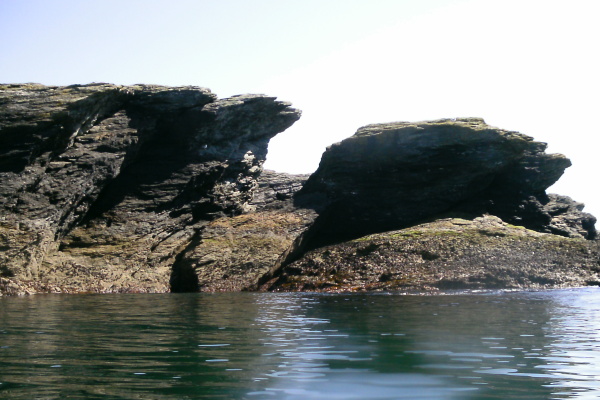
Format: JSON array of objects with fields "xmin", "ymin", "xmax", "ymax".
[{"xmin": 269, "ymin": 216, "xmax": 600, "ymax": 292}]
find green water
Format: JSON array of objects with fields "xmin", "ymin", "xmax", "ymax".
[{"xmin": 1, "ymin": 288, "xmax": 600, "ymax": 399}]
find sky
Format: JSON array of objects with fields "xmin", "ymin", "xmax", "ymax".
[{"xmin": 1, "ymin": 0, "xmax": 599, "ymax": 217}]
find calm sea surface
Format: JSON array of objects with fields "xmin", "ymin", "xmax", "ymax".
[{"xmin": 1, "ymin": 288, "xmax": 600, "ymax": 399}]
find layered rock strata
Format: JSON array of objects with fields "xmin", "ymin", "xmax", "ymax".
[
  {"xmin": 0, "ymin": 84, "xmax": 597, "ymax": 295},
  {"xmin": 0, "ymin": 83, "xmax": 300, "ymax": 294}
]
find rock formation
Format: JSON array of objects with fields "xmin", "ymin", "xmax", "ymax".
[
  {"xmin": 295, "ymin": 118, "xmax": 595, "ymax": 251},
  {"xmin": 0, "ymin": 85, "xmax": 598, "ymax": 295},
  {"xmin": 0, "ymin": 83, "xmax": 300, "ymax": 294},
  {"xmin": 266, "ymin": 119, "xmax": 599, "ymax": 292}
]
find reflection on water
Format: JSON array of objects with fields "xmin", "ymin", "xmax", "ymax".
[{"xmin": 1, "ymin": 288, "xmax": 600, "ymax": 399}]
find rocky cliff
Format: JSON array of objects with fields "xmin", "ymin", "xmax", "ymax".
[
  {"xmin": 0, "ymin": 83, "xmax": 300, "ymax": 294},
  {"xmin": 1, "ymin": 85, "xmax": 598, "ymax": 295}
]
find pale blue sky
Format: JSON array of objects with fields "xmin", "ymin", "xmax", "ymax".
[
  {"xmin": 1, "ymin": 0, "xmax": 599, "ymax": 216},
  {"xmin": 1, "ymin": 0, "xmax": 456, "ymax": 92}
]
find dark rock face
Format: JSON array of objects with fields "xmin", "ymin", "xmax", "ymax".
[
  {"xmin": 0, "ymin": 84, "xmax": 300, "ymax": 294},
  {"xmin": 297, "ymin": 118, "xmax": 594, "ymax": 251},
  {"xmin": 1, "ymin": 85, "xmax": 597, "ymax": 295},
  {"xmin": 543, "ymin": 194, "xmax": 597, "ymax": 238}
]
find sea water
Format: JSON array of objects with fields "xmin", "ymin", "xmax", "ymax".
[{"xmin": 1, "ymin": 288, "xmax": 600, "ymax": 399}]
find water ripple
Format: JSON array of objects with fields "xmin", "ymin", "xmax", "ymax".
[{"xmin": 1, "ymin": 289, "xmax": 600, "ymax": 399}]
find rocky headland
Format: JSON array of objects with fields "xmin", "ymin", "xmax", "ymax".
[{"xmin": 1, "ymin": 84, "xmax": 598, "ymax": 295}]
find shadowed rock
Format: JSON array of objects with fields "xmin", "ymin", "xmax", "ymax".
[
  {"xmin": 296, "ymin": 118, "xmax": 594, "ymax": 251},
  {"xmin": 0, "ymin": 83, "xmax": 300, "ymax": 294}
]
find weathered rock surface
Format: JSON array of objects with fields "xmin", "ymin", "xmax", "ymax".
[
  {"xmin": 249, "ymin": 170, "xmax": 311, "ymax": 210},
  {"xmin": 1, "ymin": 85, "xmax": 597, "ymax": 296},
  {"xmin": 0, "ymin": 83, "xmax": 300, "ymax": 294},
  {"xmin": 296, "ymin": 118, "xmax": 595, "ymax": 251},
  {"xmin": 269, "ymin": 215, "xmax": 600, "ymax": 292},
  {"xmin": 169, "ymin": 170, "xmax": 315, "ymax": 292}
]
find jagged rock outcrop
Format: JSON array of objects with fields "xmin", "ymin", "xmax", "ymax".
[
  {"xmin": 1, "ymin": 85, "xmax": 597, "ymax": 295},
  {"xmin": 172, "ymin": 120, "xmax": 599, "ymax": 293},
  {"xmin": 544, "ymin": 194, "xmax": 597, "ymax": 238},
  {"xmin": 265, "ymin": 119, "xmax": 599, "ymax": 292},
  {"xmin": 295, "ymin": 118, "xmax": 595, "ymax": 252},
  {"xmin": 0, "ymin": 83, "xmax": 300, "ymax": 294}
]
